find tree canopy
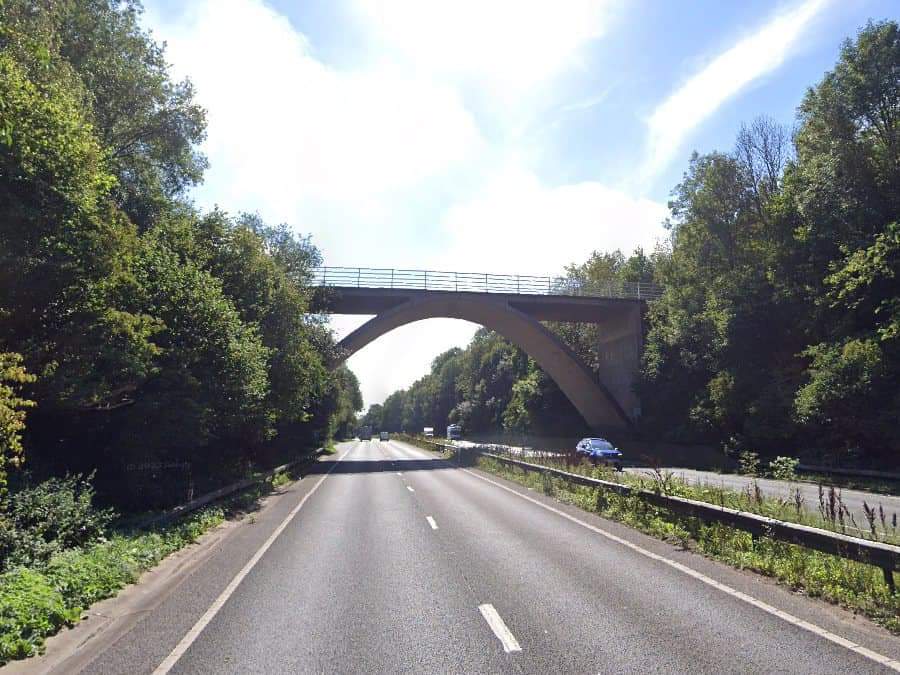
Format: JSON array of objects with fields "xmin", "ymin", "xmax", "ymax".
[{"xmin": 0, "ymin": 0, "xmax": 361, "ymax": 506}]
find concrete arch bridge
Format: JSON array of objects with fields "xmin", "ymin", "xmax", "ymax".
[{"xmin": 310, "ymin": 267, "xmax": 662, "ymax": 431}]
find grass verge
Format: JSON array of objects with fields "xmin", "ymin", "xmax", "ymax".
[
  {"xmin": 0, "ymin": 507, "xmax": 224, "ymax": 663},
  {"xmin": 475, "ymin": 455, "xmax": 900, "ymax": 634},
  {"xmin": 0, "ymin": 453, "xmax": 316, "ymax": 664},
  {"xmin": 797, "ymin": 472, "xmax": 900, "ymax": 497},
  {"xmin": 501, "ymin": 452, "xmax": 899, "ymax": 545}
]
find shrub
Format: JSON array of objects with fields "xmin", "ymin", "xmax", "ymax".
[
  {"xmin": 738, "ymin": 450, "xmax": 760, "ymax": 476},
  {"xmin": 768, "ymin": 456, "xmax": 799, "ymax": 481},
  {"xmin": 0, "ymin": 475, "xmax": 115, "ymax": 571}
]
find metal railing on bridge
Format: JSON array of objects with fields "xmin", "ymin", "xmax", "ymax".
[{"xmin": 312, "ymin": 267, "xmax": 663, "ymax": 301}]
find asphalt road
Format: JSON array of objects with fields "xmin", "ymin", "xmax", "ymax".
[
  {"xmin": 623, "ymin": 466, "xmax": 900, "ymax": 531},
  {"xmin": 36, "ymin": 440, "xmax": 900, "ymax": 674}
]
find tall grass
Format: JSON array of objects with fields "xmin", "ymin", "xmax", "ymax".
[{"xmin": 491, "ymin": 449, "xmax": 900, "ymax": 545}]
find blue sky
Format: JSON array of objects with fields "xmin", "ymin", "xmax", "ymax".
[{"xmin": 143, "ymin": 0, "xmax": 897, "ymax": 408}]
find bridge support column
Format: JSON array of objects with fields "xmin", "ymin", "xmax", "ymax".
[{"xmin": 593, "ymin": 303, "xmax": 643, "ymax": 421}]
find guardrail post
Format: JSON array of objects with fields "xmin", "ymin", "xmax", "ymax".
[
  {"xmin": 425, "ymin": 270, "xmax": 428, "ymax": 290},
  {"xmin": 517, "ymin": 276, "xmax": 520, "ymax": 293},
  {"xmin": 885, "ymin": 567, "xmax": 897, "ymax": 594},
  {"xmin": 484, "ymin": 273, "xmax": 488, "ymax": 292},
  {"xmin": 391, "ymin": 268, "xmax": 394, "ymax": 289},
  {"xmin": 356, "ymin": 267, "xmax": 361, "ymax": 287}
]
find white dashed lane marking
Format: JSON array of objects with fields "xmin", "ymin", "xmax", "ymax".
[
  {"xmin": 478, "ymin": 604, "xmax": 521, "ymax": 653},
  {"xmin": 461, "ymin": 467, "xmax": 900, "ymax": 672}
]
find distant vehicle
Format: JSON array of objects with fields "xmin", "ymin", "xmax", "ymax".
[
  {"xmin": 446, "ymin": 424, "xmax": 462, "ymax": 440},
  {"xmin": 423, "ymin": 427, "xmax": 434, "ymax": 438},
  {"xmin": 379, "ymin": 431, "xmax": 389, "ymax": 441},
  {"xmin": 575, "ymin": 438, "xmax": 623, "ymax": 470},
  {"xmin": 358, "ymin": 425, "xmax": 372, "ymax": 440}
]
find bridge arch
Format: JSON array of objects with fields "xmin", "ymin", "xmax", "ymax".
[{"xmin": 335, "ymin": 293, "xmax": 632, "ymax": 430}]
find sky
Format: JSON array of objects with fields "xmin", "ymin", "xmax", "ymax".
[{"xmin": 143, "ymin": 0, "xmax": 897, "ymax": 409}]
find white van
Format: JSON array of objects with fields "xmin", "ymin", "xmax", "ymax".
[{"xmin": 423, "ymin": 427, "xmax": 434, "ymax": 438}]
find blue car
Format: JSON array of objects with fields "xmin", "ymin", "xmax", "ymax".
[{"xmin": 575, "ymin": 438, "xmax": 623, "ymax": 471}]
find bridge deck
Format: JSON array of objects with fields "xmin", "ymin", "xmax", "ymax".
[
  {"xmin": 312, "ymin": 266, "xmax": 661, "ymax": 301},
  {"xmin": 314, "ymin": 286, "xmax": 643, "ymax": 323}
]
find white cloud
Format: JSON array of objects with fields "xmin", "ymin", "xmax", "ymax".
[
  {"xmin": 642, "ymin": 0, "xmax": 829, "ymax": 179},
  {"xmin": 148, "ymin": 0, "xmax": 483, "ymax": 211},
  {"xmin": 438, "ymin": 167, "xmax": 668, "ymax": 275},
  {"xmin": 355, "ymin": 0, "xmax": 612, "ymax": 93}
]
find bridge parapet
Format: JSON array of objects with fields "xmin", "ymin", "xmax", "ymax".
[{"xmin": 312, "ymin": 266, "xmax": 662, "ymax": 301}]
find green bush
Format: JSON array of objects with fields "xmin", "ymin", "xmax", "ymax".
[
  {"xmin": 768, "ymin": 456, "xmax": 799, "ymax": 481},
  {"xmin": 0, "ymin": 475, "xmax": 115, "ymax": 572},
  {"xmin": 738, "ymin": 450, "xmax": 760, "ymax": 476}
]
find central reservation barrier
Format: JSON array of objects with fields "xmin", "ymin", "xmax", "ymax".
[{"xmin": 410, "ymin": 437, "xmax": 900, "ymax": 592}]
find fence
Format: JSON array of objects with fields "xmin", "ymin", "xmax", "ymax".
[{"xmin": 312, "ymin": 266, "xmax": 663, "ymax": 301}]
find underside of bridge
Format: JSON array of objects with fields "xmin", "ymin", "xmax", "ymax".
[{"xmin": 315, "ymin": 287, "xmax": 645, "ymax": 431}]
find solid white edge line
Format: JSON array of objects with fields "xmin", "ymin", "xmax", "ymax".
[
  {"xmin": 478, "ymin": 603, "xmax": 521, "ymax": 653},
  {"xmin": 152, "ymin": 446, "xmax": 353, "ymax": 675},
  {"xmin": 461, "ymin": 467, "xmax": 900, "ymax": 672},
  {"xmin": 426, "ymin": 516, "xmax": 438, "ymax": 530}
]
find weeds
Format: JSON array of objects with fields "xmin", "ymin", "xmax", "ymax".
[
  {"xmin": 0, "ymin": 507, "xmax": 224, "ymax": 663},
  {"xmin": 0, "ymin": 451, "xmax": 315, "ymax": 664},
  {"xmin": 270, "ymin": 471, "xmax": 291, "ymax": 489},
  {"xmin": 487, "ymin": 449, "xmax": 899, "ymax": 545}
]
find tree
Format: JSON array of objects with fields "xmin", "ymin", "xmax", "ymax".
[
  {"xmin": 0, "ymin": 1, "xmax": 357, "ymax": 505},
  {"xmin": 327, "ymin": 367, "xmax": 363, "ymax": 439},
  {"xmin": 2, "ymin": 0, "xmax": 208, "ymax": 228},
  {"xmin": 0, "ymin": 353, "xmax": 34, "ymax": 499},
  {"xmin": 781, "ymin": 21, "xmax": 900, "ymax": 459}
]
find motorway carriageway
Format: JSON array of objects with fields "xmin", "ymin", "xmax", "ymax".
[{"xmin": 23, "ymin": 440, "xmax": 900, "ymax": 674}]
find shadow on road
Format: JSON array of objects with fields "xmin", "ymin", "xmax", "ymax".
[{"xmin": 307, "ymin": 458, "xmax": 456, "ymax": 475}]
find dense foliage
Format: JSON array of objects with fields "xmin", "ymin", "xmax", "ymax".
[
  {"xmin": 369, "ymin": 21, "xmax": 900, "ymax": 466},
  {"xmin": 0, "ymin": 0, "xmax": 360, "ymax": 506},
  {"xmin": 360, "ymin": 329, "xmax": 588, "ymax": 437},
  {"xmin": 641, "ymin": 20, "xmax": 900, "ymax": 465}
]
